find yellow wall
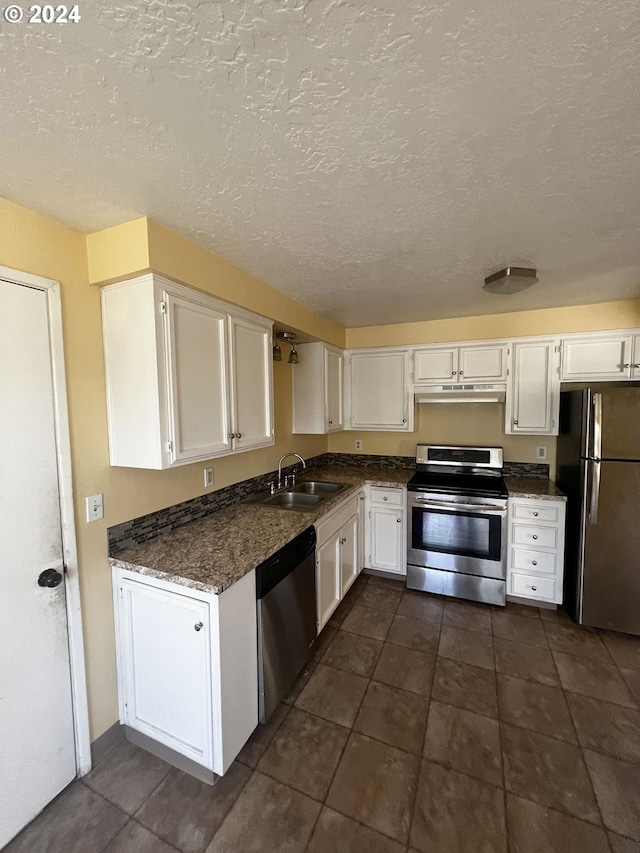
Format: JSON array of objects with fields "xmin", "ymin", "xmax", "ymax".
[{"xmin": 346, "ymin": 300, "xmax": 640, "ymax": 348}]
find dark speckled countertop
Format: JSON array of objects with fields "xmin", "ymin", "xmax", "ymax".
[
  {"xmin": 505, "ymin": 477, "xmax": 566, "ymax": 500},
  {"xmin": 109, "ymin": 465, "xmax": 411, "ymax": 595},
  {"xmin": 110, "ymin": 465, "xmax": 565, "ymax": 594}
]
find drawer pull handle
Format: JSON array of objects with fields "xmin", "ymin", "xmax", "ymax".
[
  {"xmin": 532, "ymin": 560, "xmax": 537, "ymax": 566},
  {"xmin": 532, "ymin": 535, "xmax": 538, "ymax": 540},
  {"xmin": 531, "ymin": 585, "xmax": 537, "ymax": 591},
  {"xmin": 194, "ymin": 622, "xmax": 203, "ymax": 632},
  {"xmin": 533, "ymin": 511, "xmax": 539, "ymax": 517}
]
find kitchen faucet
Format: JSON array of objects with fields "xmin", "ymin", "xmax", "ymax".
[{"xmin": 275, "ymin": 453, "xmax": 306, "ymax": 490}]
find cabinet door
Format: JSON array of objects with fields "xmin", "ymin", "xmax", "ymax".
[
  {"xmin": 339, "ymin": 514, "xmax": 359, "ymax": 597},
  {"xmin": 117, "ymin": 578, "xmax": 213, "ymax": 767},
  {"xmin": 164, "ymin": 292, "xmax": 232, "ymax": 463},
  {"xmin": 349, "ymin": 350, "xmax": 411, "ymax": 430},
  {"xmin": 325, "ymin": 346, "xmax": 344, "ymax": 431},
  {"xmin": 316, "ymin": 534, "xmax": 340, "ymax": 631},
  {"xmin": 632, "ymin": 335, "xmax": 640, "ymax": 379},
  {"xmin": 459, "ymin": 344, "xmax": 507, "ymax": 381},
  {"xmin": 228, "ymin": 316, "xmax": 274, "ymax": 451},
  {"xmin": 414, "ymin": 347, "xmax": 458, "ymax": 383},
  {"xmin": 508, "ymin": 340, "xmax": 559, "ymax": 435},
  {"xmin": 561, "ymin": 335, "xmax": 633, "ymax": 381},
  {"xmin": 368, "ymin": 506, "xmax": 404, "ymax": 574}
]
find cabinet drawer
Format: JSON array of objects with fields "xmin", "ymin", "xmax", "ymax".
[
  {"xmin": 511, "ymin": 548, "xmax": 557, "ymax": 575},
  {"xmin": 369, "ymin": 487, "xmax": 403, "ymax": 507},
  {"xmin": 510, "ymin": 573, "xmax": 556, "ymax": 601},
  {"xmin": 512, "ymin": 503, "xmax": 559, "ymax": 523},
  {"xmin": 315, "ymin": 494, "xmax": 359, "ymax": 545},
  {"xmin": 512, "ymin": 524, "xmax": 557, "ymax": 549}
]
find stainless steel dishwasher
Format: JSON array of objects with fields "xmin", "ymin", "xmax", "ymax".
[{"xmin": 256, "ymin": 526, "xmax": 317, "ymax": 723}]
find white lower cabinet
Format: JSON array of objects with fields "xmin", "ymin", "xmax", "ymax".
[
  {"xmin": 113, "ymin": 566, "xmax": 258, "ymax": 777},
  {"xmin": 365, "ymin": 486, "xmax": 406, "ymax": 576},
  {"xmin": 315, "ymin": 492, "xmax": 362, "ymax": 631},
  {"xmin": 507, "ymin": 497, "xmax": 566, "ymax": 605}
]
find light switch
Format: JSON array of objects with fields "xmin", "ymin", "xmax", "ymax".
[{"xmin": 86, "ymin": 494, "xmax": 104, "ymax": 522}]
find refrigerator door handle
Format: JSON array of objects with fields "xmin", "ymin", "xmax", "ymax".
[
  {"xmin": 587, "ymin": 459, "xmax": 601, "ymax": 525},
  {"xmin": 592, "ymin": 392, "xmax": 602, "ymax": 462}
]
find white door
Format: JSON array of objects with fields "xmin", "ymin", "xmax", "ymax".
[
  {"xmin": 228, "ymin": 315, "xmax": 273, "ymax": 451},
  {"xmin": 316, "ymin": 534, "xmax": 340, "ymax": 631},
  {"xmin": 117, "ymin": 577, "xmax": 213, "ymax": 767},
  {"xmin": 325, "ymin": 347, "xmax": 344, "ymax": 431},
  {"xmin": 164, "ymin": 291, "xmax": 232, "ymax": 462},
  {"xmin": 369, "ymin": 507, "xmax": 403, "ymax": 574},
  {"xmin": 339, "ymin": 514, "xmax": 359, "ymax": 596},
  {"xmin": 0, "ymin": 280, "xmax": 77, "ymax": 847}
]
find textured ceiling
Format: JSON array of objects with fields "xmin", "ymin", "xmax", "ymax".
[{"xmin": 2, "ymin": 0, "xmax": 639, "ymax": 327}]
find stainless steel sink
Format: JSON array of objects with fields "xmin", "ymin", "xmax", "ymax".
[
  {"xmin": 292, "ymin": 481, "xmax": 347, "ymax": 496},
  {"xmin": 243, "ymin": 481, "xmax": 348, "ymax": 511}
]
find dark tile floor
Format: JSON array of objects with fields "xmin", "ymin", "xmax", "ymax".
[{"xmin": 7, "ymin": 573, "xmax": 640, "ymax": 853}]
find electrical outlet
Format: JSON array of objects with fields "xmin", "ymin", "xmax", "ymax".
[
  {"xmin": 86, "ymin": 494, "xmax": 104, "ymax": 523},
  {"xmin": 536, "ymin": 445, "xmax": 548, "ymax": 460},
  {"xmin": 355, "ymin": 440, "xmax": 363, "ymax": 451},
  {"xmin": 204, "ymin": 467, "xmax": 214, "ymax": 488}
]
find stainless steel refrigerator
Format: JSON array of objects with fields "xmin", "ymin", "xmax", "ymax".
[{"xmin": 557, "ymin": 385, "xmax": 640, "ymax": 636}]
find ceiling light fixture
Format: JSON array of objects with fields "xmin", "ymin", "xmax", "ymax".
[
  {"xmin": 274, "ymin": 331, "xmax": 299, "ymax": 363},
  {"xmin": 483, "ymin": 267, "xmax": 538, "ymax": 295}
]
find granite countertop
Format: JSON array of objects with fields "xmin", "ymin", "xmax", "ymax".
[
  {"xmin": 109, "ymin": 465, "xmax": 411, "ymax": 595},
  {"xmin": 505, "ymin": 476, "xmax": 566, "ymax": 500}
]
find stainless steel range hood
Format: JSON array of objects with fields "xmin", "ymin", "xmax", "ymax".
[{"xmin": 414, "ymin": 384, "xmax": 507, "ymax": 404}]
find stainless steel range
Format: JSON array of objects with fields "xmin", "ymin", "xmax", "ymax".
[{"xmin": 406, "ymin": 445, "xmax": 508, "ymax": 606}]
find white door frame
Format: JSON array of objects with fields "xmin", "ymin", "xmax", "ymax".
[{"xmin": 0, "ymin": 264, "xmax": 91, "ymax": 775}]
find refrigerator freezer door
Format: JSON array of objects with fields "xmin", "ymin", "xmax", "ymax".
[
  {"xmin": 598, "ymin": 387, "xmax": 640, "ymax": 461},
  {"xmin": 580, "ymin": 460, "xmax": 640, "ymax": 635}
]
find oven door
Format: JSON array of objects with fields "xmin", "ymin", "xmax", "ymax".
[{"xmin": 407, "ymin": 492, "xmax": 507, "ymax": 579}]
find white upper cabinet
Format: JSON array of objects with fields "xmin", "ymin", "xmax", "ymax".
[
  {"xmin": 506, "ymin": 340, "xmax": 560, "ymax": 435},
  {"xmin": 560, "ymin": 333, "xmax": 635, "ymax": 381},
  {"xmin": 414, "ymin": 343, "xmax": 507, "ymax": 384},
  {"xmin": 346, "ymin": 348, "xmax": 413, "ymax": 431},
  {"xmin": 292, "ymin": 342, "xmax": 344, "ymax": 434},
  {"xmin": 102, "ymin": 274, "xmax": 274, "ymax": 469}
]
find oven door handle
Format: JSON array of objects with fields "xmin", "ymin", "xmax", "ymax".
[{"xmin": 409, "ymin": 498, "xmax": 507, "ymax": 514}]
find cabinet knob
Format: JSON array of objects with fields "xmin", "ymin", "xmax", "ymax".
[
  {"xmin": 459, "ymin": 371, "xmax": 464, "ymax": 376},
  {"xmin": 402, "ymin": 418, "xmax": 407, "ymax": 423},
  {"xmin": 513, "ymin": 420, "xmax": 519, "ymax": 425},
  {"xmin": 533, "ymin": 511, "xmax": 539, "ymax": 517},
  {"xmin": 531, "ymin": 585, "xmax": 537, "ymax": 591},
  {"xmin": 328, "ymin": 420, "xmax": 333, "ymax": 425},
  {"xmin": 383, "ymin": 496, "xmax": 388, "ymax": 501},
  {"xmin": 194, "ymin": 622, "xmax": 203, "ymax": 632},
  {"xmin": 532, "ymin": 534, "xmax": 538, "ymax": 540},
  {"xmin": 228, "ymin": 433, "xmax": 235, "ymax": 440},
  {"xmin": 532, "ymin": 560, "xmax": 537, "ymax": 566},
  {"xmin": 634, "ymin": 363, "xmax": 640, "ymax": 368},
  {"xmin": 236, "ymin": 432, "xmax": 242, "ymax": 439},
  {"xmin": 396, "ymin": 517, "xmax": 401, "ymax": 523},
  {"xmin": 623, "ymin": 363, "xmax": 631, "ymax": 368},
  {"xmin": 451, "ymin": 371, "xmax": 457, "ymax": 375}
]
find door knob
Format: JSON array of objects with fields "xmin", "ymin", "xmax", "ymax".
[{"xmin": 38, "ymin": 569, "xmax": 62, "ymax": 588}]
